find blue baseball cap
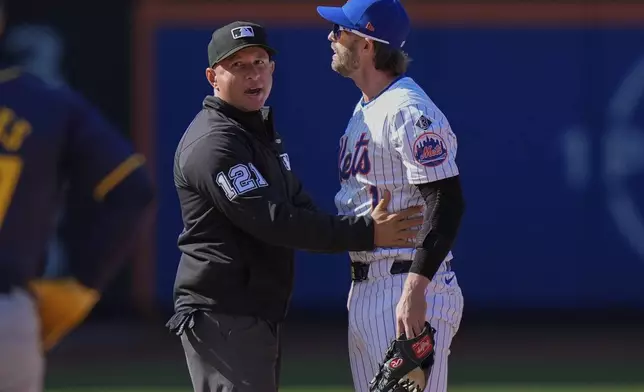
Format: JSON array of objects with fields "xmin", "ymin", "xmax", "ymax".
[{"xmin": 317, "ymin": 0, "xmax": 410, "ymax": 48}]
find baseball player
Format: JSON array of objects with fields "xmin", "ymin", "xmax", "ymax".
[
  {"xmin": 0, "ymin": 2, "xmax": 154, "ymax": 390},
  {"xmin": 317, "ymin": 0, "xmax": 466, "ymax": 391}
]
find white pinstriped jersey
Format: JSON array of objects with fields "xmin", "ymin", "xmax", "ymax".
[{"xmin": 334, "ymin": 76, "xmax": 459, "ymax": 263}]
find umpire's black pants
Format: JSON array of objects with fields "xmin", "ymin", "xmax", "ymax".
[{"xmin": 180, "ymin": 311, "xmax": 282, "ymax": 392}]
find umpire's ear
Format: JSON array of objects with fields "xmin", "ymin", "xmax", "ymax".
[{"xmin": 205, "ymin": 67, "xmax": 217, "ymax": 88}]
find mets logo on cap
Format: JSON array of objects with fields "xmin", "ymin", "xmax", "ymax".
[{"xmin": 413, "ymin": 132, "xmax": 448, "ymax": 167}]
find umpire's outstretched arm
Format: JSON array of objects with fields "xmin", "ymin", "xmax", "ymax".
[{"xmin": 182, "ymin": 128, "xmax": 374, "ymax": 253}]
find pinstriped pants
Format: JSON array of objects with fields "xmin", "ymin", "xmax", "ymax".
[
  {"xmin": 0, "ymin": 289, "xmax": 44, "ymax": 392},
  {"xmin": 347, "ymin": 258, "xmax": 464, "ymax": 392}
]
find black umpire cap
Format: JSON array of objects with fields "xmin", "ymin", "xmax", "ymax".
[{"xmin": 208, "ymin": 21, "xmax": 277, "ymax": 67}]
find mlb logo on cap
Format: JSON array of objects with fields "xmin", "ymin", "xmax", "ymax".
[{"xmin": 231, "ymin": 26, "xmax": 255, "ymax": 39}]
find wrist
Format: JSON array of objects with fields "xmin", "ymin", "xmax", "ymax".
[{"xmin": 404, "ymin": 272, "xmax": 430, "ymax": 293}]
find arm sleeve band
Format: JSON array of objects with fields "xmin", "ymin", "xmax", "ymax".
[{"xmin": 409, "ymin": 175, "xmax": 465, "ymax": 280}]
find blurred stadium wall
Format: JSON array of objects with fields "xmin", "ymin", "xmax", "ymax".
[
  {"xmin": 133, "ymin": 0, "xmax": 644, "ymax": 324},
  {"xmin": 4, "ymin": 0, "xmax": 644, "ymax": 324}
]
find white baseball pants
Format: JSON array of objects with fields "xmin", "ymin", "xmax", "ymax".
[{"xmin": 347, "ymin": 258, "xmax": 464, "ymax": 392}]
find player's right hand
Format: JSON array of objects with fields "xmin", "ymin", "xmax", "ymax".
[{"xmin": 371, "ymin": 189, "xmax": 423, "ymax": 248}]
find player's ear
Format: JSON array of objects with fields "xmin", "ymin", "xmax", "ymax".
[
  {"xmin": 364, "ymin": 38, "xmax": 375, "ymax": 54},
  {"xmin": 205, "ymin": 67, "xmax": 217, "ymax": 89},
  {"xmin": 269, "ymin": 60, "xmax": 275, "ymax": 74}
]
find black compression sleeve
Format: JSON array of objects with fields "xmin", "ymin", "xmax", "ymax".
[{"xmin": 410, "ymin": 175, "xmax": 465, "ymax": 280}]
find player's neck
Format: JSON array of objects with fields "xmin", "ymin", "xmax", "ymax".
[{"xmin": 353, "ymin": 69, "xmax": 397, "ymax": 104}]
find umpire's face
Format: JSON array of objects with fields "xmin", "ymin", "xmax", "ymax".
[{"xmin": 207, "ymin": 46, "xmax": 275, "ymax": 112}]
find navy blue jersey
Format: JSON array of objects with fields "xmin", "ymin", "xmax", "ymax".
[{"xmin": 0, "ymin": 66, "xmax": 154, "ymax": 289}]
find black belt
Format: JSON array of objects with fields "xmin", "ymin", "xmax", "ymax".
[
  {"xmin": 351, "ymin": 260, "xmax": 412, "ymax": 282},
  {"xmin": 351, "ymin": 259, "xmax": 452, "ymax": 282}
]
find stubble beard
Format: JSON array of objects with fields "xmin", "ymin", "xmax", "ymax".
[{"xmin": 332, "ymin": 43, "xmax": 360, "ymax": 78}]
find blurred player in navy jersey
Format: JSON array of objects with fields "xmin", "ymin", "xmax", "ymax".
[{"xmin": 0, "ymin": 1, "xmax": 154, "ymax": 390}]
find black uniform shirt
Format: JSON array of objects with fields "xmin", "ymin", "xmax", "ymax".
[{"xmin": 171, "ymin": 96, "xmax": 374, "ymax": 322}]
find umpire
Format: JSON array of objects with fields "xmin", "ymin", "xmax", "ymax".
[{"xmin": 166, "ymin": 21, "xmax": 423, "ymax": 392}]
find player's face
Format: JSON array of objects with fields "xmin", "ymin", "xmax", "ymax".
[
  {"xmin": 328, "ymin": 26, "xmax": 362, "ymax": 77},
  {"xmin": 207, "ymin": 46, "xmax": 275, "ymax": 112}
]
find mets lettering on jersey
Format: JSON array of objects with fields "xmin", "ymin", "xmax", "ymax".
[
  {"xmin": 338, "ymin": 132, "xmax": 371, "ymax": 180},
  {"xmin": 334, "ymin": 76, "xmax": 458, "ymax": 263}
]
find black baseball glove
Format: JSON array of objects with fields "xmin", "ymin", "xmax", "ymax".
[{"xmin": 369, "ymin": 321, "xmax": 436, "ymax": 392}]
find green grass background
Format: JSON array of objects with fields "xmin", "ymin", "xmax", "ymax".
[
  {"xmin": 43, "ymin": 319, "xmax": 644, "ymax": 392},
  {"xmin": 45, "ymin": 354, "xmax": 644, "ymax": 392}
]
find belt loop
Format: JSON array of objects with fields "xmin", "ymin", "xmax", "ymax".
[
  {"xmin": 389, "ymin": 260, "xmax": 413, "ymax": 275},
  {"xmin": 351, "ymin": 262, "xmax": 369, "ymax": 282}
]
